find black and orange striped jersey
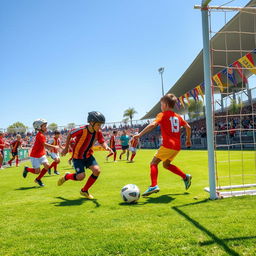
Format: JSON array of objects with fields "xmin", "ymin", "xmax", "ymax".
[
  {"xmin": 70, "ymin": 125, "xmax": 104, "ymax": 159},
  {"xmin": 11, "ymin": 140, "xmax": 22, "ymax": 152},
  {"xmin": 109, "ymin": 135, "xmax": 116, "ymax": 149}
]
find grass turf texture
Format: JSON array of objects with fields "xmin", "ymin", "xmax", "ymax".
[{"xmin": 1, "ymin": 150, "xmax": 256, "ymax": 256}]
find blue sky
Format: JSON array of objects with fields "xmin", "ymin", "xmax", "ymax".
[{"xmin": 0, "ymin": 0, "xmax": 250, "ymax": 128}]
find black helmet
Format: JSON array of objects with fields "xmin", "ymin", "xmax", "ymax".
[{"xmin": 87, "ymin": 111, "xmax": 105, "ymax": 124}]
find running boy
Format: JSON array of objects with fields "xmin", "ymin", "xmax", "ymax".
[
  {"xmin": 119, "ymin": 130, "xmax": 130, "ymax": 160},
  {"xmin": 133, "ymin": 94, "xmax": 192, "ymax": 196},
  {"xmin": 48, "ymin": 130, "xmax": 63, "ymax": 175},
  {"xmin": 0, "ymin": 132, "xmax": 5, "ymax": 169},
  {"xmin": 106, "ymin": 130, "xmax": 117, "ymax": 162},
  {"xmin": 23, "ymin": 119, "xmax": 59, "ymax": 187},
  {"xmin": 8, "ymin": 134, "xmax": 22, "ymax": 167},
  {"xmin": 58, "ymin": 111, "xmax": 113, "ymax": 199},
  {"xmin": 128, "ymin": 132, "xmax": 139, "ymax": 163}
]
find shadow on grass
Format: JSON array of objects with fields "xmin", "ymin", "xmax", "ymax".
[
  {"xmin": 52, "ymin": 196, "xmax": 101, "ymax": 208},
  {"xmin": 119, "ymin": 194, "xmax": 175, "ymax": 206},
  {"xmin": 172, "ymin": 200, "xmax": 248, "ymax": 256},
  {"xmin": 15, "ymin": 186, "xmax": 40, "ymax": 190}
]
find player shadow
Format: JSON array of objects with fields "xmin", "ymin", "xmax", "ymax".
[
  {"xmin": 171, "ymin": 200, "xmax": 250, "ymax": 256},
  {"xmin": 52, "ymin": 196, "xmax": 101, "ymax": 208},
  {"xmin": 15, "ymin": 186, "xmax": 40, "ymax": 190},
  {"xmin": 119, "ymin": 194, "xmax": 175, "ymax": 206}
]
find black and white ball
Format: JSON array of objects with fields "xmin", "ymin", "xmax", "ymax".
[{"xmin": 121, "ymin": 184, "xmax": 140, "ymax": 203}]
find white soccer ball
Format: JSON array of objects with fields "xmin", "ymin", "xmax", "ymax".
[{"xmin": 121, "ymin": 184, "xmax": 140, "ymax": 203}]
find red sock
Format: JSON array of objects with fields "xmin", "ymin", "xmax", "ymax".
[
  {"xmin": 114, "ymin": 152, "xmax": 116, "ymax": 161},
  {"xmin": 36, "ymin": 168, "xmax": 48, "ymax": 180},
  {"xmin": 8, "ymin": 160, "xmax": 12, "ymax": 166},
  {"xmin": 81, "ymin": 174, "xmax": 98, "ymax": 192},
  {"xmin": 27, "ymin": 167, "xmax": 36, "ymax": 174},
  {"xmin": 65, "ymin": 173, "xmax": 77, "ymax": 180},
  {"xmin": 130, "ymin": 153, "xmax": 136, "ymax": 161},
  {"xmin": 16, "ymin": 157, "xmax": 19, "ymax": 166},
  {"xmin": 150, "ymin": 164, "xmax": 158, "ymax": 187},
  {"xmin": 107, "ymin": 153, "xmax": 113, "ymax": 158},
  {"xmin": 49, "ymin": 162, "xmax": 55, "ymax": 169},
  {"xmin": 167, "ymin": 164, "xmax": 186, "ymax": 179}
]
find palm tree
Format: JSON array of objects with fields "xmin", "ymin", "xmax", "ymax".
[
  {"xmin": 228, "ymin": 98, "xmax": 243, "ymax": 114},
  {"xmin": 187, "ymin": 100, "xmax": 204, "ymax": 120},
  {"xmin": 123, "ymin": 108, "xmax": 137, "ymax": 126}
]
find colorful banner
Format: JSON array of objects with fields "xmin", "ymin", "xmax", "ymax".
[
  {"xmin": 233, "ymin": 61, "xmax": 248, "ymax": 84},
  {"xmin": 221, "ymin": 66, "xmax": 237, "ymax": 86},
  {"xmin": 238, "ymin": 52, "xmax": 256, "ymax": 75},
  {"xmin": 213, "ymin": 73, "xmax": 224, "ymax": 92},
  {"xmin": 179, "ymin": 96, "xmax": 185, "ymax": 108}
]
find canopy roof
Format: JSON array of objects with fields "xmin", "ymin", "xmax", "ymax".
[{"xmin": 142, "ymin": 0, "xmax": 256, "ymax": 119}]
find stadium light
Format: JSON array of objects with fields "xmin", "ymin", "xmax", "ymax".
[{"xmin": 158, "ymin": 67, "xmax": 165, "ymax": 96}]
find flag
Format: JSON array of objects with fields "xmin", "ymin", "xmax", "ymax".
[
  {"xmin": 233, "ymin": 61, "xmax": 248, "ymax": 84},
  {"xmin": 184, "ymin": 93, "xmax": 191, "ymax": 106},
  {"xmin": 196, "ymin": 85, "xmax": 204, "ymax": 101},
  {"xmin": 238, "ymin": 52, "xmax": 256, "ymax": 75},
  {"xmin": 179, "ymin": 96, "xmax": 185, "ymax": 108},
  {"xmin": 176, "ymin": 99, "xmax": 181, "ymax": 109},
  {"xmin": 213, "ymin": 73, "xmax": 224, "ymax": 92},
  {"xmin": 222, "ymin": 66, "xmax": 237, "ymax": 86},
  {"xmin": 189, "ymin": 89, "xmax": 197, "ymax": 101}
]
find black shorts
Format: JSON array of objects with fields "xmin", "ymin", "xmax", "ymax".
[
  {"xmin": 121, "ymin": 145, "xmax": 129, "ymax": 150},
  {"xmin": 0, "ymin": 150, "xmax": 3, "ymax": 157},
  {"xmin": 111, "ymin": 148, "xmax": 116, "ymax": 153},
  {"xmin": 73, "ymin": 155, "xmax": 98, "ymax": 174},
  {"xmin": 12, "ymin": 151, "xmax": 18, "ymax": 157}
]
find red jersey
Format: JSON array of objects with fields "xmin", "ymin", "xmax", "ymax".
[
  {"xmin": 70, "ymin": 125, "xmax": 104, "ymax": 159},
  {"xmin": 130, "ymin": 138, "xmax": 139, "ymax": 148},
  {"xmin": 50, "ymin": 137, "xmax": 60, "ymax": 153},
  {"xmin": 0, "ymin": 137, "xmax": 5, "ymax": 150},
  {"xmin": 155, "ymin": 110, "xmax": 187, "ymax": 150},
  {"xmin": 30, "ymin": 132, "xmax": 46, "ymax": 158},
  {"xmin": 11, "ymin": 140, "xmax": 22, "ymax": 152},
  {"xmin": 109, "ymin": 135, "xmax": 116, "ymax": 148}
]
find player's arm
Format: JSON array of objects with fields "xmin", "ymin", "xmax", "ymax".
[
  {"xmin": 134, "ymin": 121, "xmax": 158, "ymax": 139},
  {"xmin": 184, "ymin": 123, "xmax": 192, "ymax": 148},
  {"xmin": 44, "ymin": 142, "xmax": 59, "ymax": 151},
  {"xmin": 100, "ymin": 141, "xmax": 113, "ymax": 154},
  {"xmin": 61, "ymin": 133, "xmax": 72, "ymax": 156}
]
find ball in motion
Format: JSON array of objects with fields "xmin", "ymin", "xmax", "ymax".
[{"xmin": 121, "ymin": 184, "xmax": 140, "ymax": 203}]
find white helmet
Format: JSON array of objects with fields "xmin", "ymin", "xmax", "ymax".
[{"xmin": 33, "ymin": 119, "xmax": 47, "ymax": 130}]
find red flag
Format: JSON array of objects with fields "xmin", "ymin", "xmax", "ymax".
[{"xmin": 233, "ymin": 61, "xmax": 248, "ymax": 84}]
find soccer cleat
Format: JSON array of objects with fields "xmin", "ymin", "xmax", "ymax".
[
  {"xmin": 48, "ymin": 168, "xmax": 51, "ymax": 175},
  {"xmin": 80, "ymin": 190, "xmax": 94, "ymax": 199},
  {"xmin": 34, "ymin": 179, "xmax": 45, "ymax": 187},
  {"xmin": 142, "ymin": 185, "xmax": 160, "ymax": 196},
  {"xmin": 23, "ymin": 166, "xmax": 28, "ymax": 178},
  {"xmin": 57, "ymin": 172, "xmax": 69, "ymax": 186},
  {"xmin": 183, "ymin": 174, "xmax": 192, "ymax": 190},
  {"xmin": 54, "ymin": 171, "xmax": 60, "ymax": 175}
]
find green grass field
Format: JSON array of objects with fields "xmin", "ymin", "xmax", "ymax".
[{"xmin": 1, "ymin": 150, "xmax": 256, "ymax": 256}]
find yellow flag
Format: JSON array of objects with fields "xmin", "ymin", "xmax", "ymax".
[
  {"xmin": 238, "ymin": 54, "xmax": 256, "ymax": 75},
  {"xmin": 213, "ymin": 74, "xmax": 224, "ymax": 92},
  {"xmin": 179, "ymin": 96, "xmax": 185, "ymax": 108}
]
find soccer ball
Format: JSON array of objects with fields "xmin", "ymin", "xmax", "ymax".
[{"xmin": 121, "ymin": 184, "xmax": 140, "ymax": 203}]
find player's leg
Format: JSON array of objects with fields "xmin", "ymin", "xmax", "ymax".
[
  {"xmin": 119, "ymin": 149, "xmax": 125, "ymax": 160},
  {"xmin": 34, "ymin": 158, "xmax": 50, "ymax": 187},
  {"xmin": 8, "ymin": 153, "xmax": 15, "ymax": 166},
  {"xmin": 80, "ymin": 156, "xmax": 100, "ymax": 199},
  {"xmin": 58, "ymin": 159, "xmax": 85, "ymax": 186},
  {"xmin": 142, "ymin": 157, "xmax": 161, "ymax": 196},
  {"xmin": 53, "ymin": 158, "xmax": 60, "ymax": 175},
  {"xmin": 23, "ymin": 157, "xmax": 41, "ymax": 178},
  {"xmin": 15, "ymin": 154, "xmax": 19, "ymax": 167},
  {"xmin": 163, "ymin": 151, "xmax": 192, "ymax": 190}
]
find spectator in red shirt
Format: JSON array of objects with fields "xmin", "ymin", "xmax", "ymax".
[
  {"xmin": 23, "ymin": 119, "xmax": 59, "ymax": 187},
  {"xmin": 58, "ymin": 111, "xmax": 113, "ymax": 199}
]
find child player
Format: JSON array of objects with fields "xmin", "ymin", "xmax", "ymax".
[
  {"xmin": 8, "ymin": 134, "xmax": 22, "ymax": 167},
  {"xmin": 23, "ymin": 119, "xmax": 59, "ymax": 187},
  {"xmin": 106, "ymin": 130, "xmax": 117, "ymax": 162},
  {"xmin": 128, "ymin": 132, "xmax": 139, "ymax": 163},
  {"xmin": 48, "ymin": 130, "xmax": 63, "ymax": 175},
  {"xmin": 133, "ymin": 94, "xmax": 192, "ymax": 196},
  {"xmin": 58, "ymin": 111, "xmax": 113, "ymax": 199},
  {"xmin": 0, "ymin": 131, "xmax": 5, "ymax": 169}
]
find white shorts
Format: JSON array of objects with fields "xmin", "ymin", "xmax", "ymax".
[
  {"xmin": 50, "ymin": 152, "xmax": 60, "ymax": 160},
  {"xmin": 129, "ymin": 147, "xmax": 137, "ymax": 153},
  {"xmin": 30, "ymin": 155, "xmax": 49, "ymax": 169}
]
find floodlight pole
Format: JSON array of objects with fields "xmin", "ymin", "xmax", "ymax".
[
  {"xmin": 158, "ymin": 67, "xmax": 165, "ymax": 96},
  {"xmin": 200, "ymin": 0, "xmax": 217, "ymax": 199}
]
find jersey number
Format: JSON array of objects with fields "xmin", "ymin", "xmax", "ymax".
[{"xmin": 169, "ymin": 117, "xmax": 180, "ymax": 133}]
